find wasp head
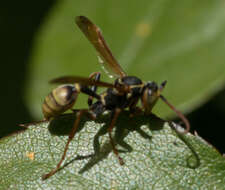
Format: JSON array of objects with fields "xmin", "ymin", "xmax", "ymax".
[{"xmin": 141, "ymin": 80, "xmax": 167, "ymax": 114}]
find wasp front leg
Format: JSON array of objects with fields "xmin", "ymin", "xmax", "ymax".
[{"xmin": 128, "ymin": 98, "xmax": 143, "ymax": 117}]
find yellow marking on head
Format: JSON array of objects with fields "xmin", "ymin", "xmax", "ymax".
[{"xmin": 136, "ymin": 22, "xmax": 151, "ymax": 38}]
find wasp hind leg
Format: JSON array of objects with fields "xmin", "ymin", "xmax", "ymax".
[{"xmin": 42, "ymin": 109, "xmax": 95, "ymax": 180}]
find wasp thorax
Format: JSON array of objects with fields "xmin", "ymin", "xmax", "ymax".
[{"xmin": 42, "ymin": 85, "xmax": 78, "ymax": 119}]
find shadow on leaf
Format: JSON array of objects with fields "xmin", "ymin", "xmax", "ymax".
[{"xmin": 47, "ymin": 111, "xmax": 199, "ymax": 175}]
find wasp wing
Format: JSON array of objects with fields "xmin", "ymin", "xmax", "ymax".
[
  {"xmin": 75, "ymin": 16, "xmax": 127, "ymax": 78},
  {"xmin": 50, "ymin": 76, "xmax": 115, "ymax": 88}
]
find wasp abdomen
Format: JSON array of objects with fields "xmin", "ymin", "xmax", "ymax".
[{"xmin": 42, "ymin": 85, "xmax": 78, "ymax": 119}]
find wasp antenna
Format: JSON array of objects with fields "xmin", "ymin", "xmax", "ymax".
[
  {"xmin": 159, "ymin": 95, "xmax": 190, "ymax": 134},
  {"xmin": 159, "ymin": 80, "xmax": 167, "ymax": 92}
]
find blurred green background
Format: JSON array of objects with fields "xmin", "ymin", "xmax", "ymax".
[{"xmin": 1, "ymin": 0, "xmax": 225, "ymax": 153}]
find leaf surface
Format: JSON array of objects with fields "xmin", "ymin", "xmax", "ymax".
[{"xmin": 1, "ymin": 112, "xmax": 225, "ymax": 189}]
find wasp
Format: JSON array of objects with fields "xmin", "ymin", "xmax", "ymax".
[{"xmin": 21, "ymin": 16, "xmax": 190, "ymax": 180}]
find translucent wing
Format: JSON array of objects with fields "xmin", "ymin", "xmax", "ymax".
[
  {"xmin": 50, "ymin": 76, "xmax": 115, "ymax": 88},
  {"xmin": 50, "ymin": 76, "xmax": 130, "ymax": 92},
  {"xmin": 76, "ymin": 16, "xmax": 127, "ymax": 78}
]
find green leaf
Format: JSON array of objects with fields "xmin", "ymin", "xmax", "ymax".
[
  {"xmin": 0, "ymin": 112, "xmax": 225, "ymax": 189},
  {"xmin": 25, "ymin": 0, "xmax": 225, "ymax": 119}
]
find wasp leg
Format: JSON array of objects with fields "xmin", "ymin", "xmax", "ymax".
[
  {"xmin": 42, "ymin": 109, "xmax": 94, "ymax": 180},
  {"xmin": 108, "ymin": 108, "xmax": 124, "ymax": 165},
  {"xmin": 128, "ymin": 98, "xmax": 143, "ymax": 117},
  {"xmin": 87, "ymin": 72, "xmax": 101, "ymax": 106}
]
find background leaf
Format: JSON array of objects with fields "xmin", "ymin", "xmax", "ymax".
[
  {"xmin": 25, "ymin": 0, "xmax": 225, "ymax": 119},
  {"xmin": 0, "ymin": 112, "xmax": 224, "ymax": 189}
]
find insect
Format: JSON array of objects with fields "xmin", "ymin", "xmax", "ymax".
[{"xmin": 21, "ymin": 16, "xmax": 190, "ymax": 180}]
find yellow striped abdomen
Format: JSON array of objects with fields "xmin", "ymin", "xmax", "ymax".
[{"xmin": 42, "ymin": 85, "xmax": 78, "ymax": 119}]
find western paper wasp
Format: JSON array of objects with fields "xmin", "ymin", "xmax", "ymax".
[{"xmin": 21, "ymin": 16, "xmax": 190, "ymax": 180}]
